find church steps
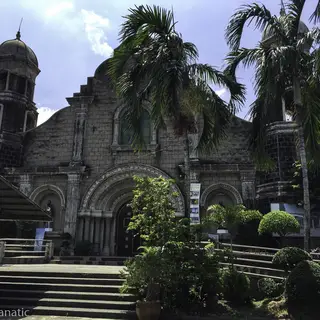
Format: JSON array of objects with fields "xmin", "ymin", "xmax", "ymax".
[
  {"xmin": 0, "ymin": 268, "xmax": 136, "ymax": 319},
  {"xmin": 0, "ymin": 275, "xmax": 124, "ymax": 285},
  {"xmin": 0, "ymin": 289, "xmax": 136, "ymax": 302},
  {"xmin": 0, "ymin": 270, "xmax": 122, "ymax": 278},
  {"xmin": 0, "ymin": 297, "xmax": 135, "ymax": 310},
  {"xmin": 0, "ymin": 305, "xmax": 136, "ymax": 319},
  {"xmin": 0, "ymin": 281, "xmax": 123, "ymax": 293}
]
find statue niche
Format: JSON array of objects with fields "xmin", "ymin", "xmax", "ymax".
[{"xmin": 35, "ymin": 192, "xmax": 62, "ymax": 231}]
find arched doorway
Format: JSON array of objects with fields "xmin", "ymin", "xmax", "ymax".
[{"xmin": 115, "ymin": 203, "xmax": 140, "ymax": 256}]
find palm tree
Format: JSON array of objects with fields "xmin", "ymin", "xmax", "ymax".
[
  {"xmin": 225, "ymin": 0, "xmax": 320, "ymax": 251},
  {"xmin": 108, "ymin": 5, "xmax": 244, "ymax": 217}
]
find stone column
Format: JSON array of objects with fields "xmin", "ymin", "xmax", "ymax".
[
  {"xmin": 99, "ymin": 219, "xmax": 105, "ymax": 252},
  {"xmin": 94, "ymin": 218, "xmax": 100, "ymax": 245},
  {"xmin": 84, "ymin": 217, "xmax": 90, "ymax": 241},
  {"xmin": 66, "ymin": 96, "xmax": 94, "ymax": 165},
  {"xmin": 89, "ymin": 218, "xmax": 95, "ymax": 243},
  {"xmin": 64, "ymin": 173, "xmax": 81, "ymax": 238},
  {"xmin": 77, "ymin": 218, "xmax": 84, "ymax": 242},
  {"xmin": 103, "ymin": 218, "xmax": 112, "ymax": 256}
]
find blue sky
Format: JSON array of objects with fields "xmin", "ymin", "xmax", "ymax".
[{"xmin": 0, "ymin": 0, "xmax": 316, "ymax": 124}]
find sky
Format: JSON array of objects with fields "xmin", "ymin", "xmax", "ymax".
[{"xmin": 0, "ymin": 0, "xmax": 317, "ymax": 125}]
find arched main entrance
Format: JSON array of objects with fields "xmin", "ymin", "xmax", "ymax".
[{"xmin": 115, "ymin": 203, "xmax": 140, "ymax": 256}]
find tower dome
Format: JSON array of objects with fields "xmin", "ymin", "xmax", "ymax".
[
  {"xmin": 262, "ymin": 19, "xmax": 311, "ymax": 52},
  {"xmin": 0, "ymin": 31, "xmax": 38, "ymax": 67}
]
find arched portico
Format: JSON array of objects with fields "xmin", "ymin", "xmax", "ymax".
[{"xmin": 77, "ymin": 164, "xmax": 185, "ymax": 255}]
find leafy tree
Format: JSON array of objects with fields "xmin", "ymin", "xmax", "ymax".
[
  {"xmin": 108, "ymin": 5, "xmax": 244, "ymax": 216},
  {"xmin": 258, "ymin": 211, "xmax": 300, "ymax": 246},
  {"xmin": 225, "ymin": 0, "xmax": 320, "ymax": 251},
  {"xmin": 128, "ymin": 176, "xmax": 190, "ymax": 247},
  {"xmin": 205, "ymin": 204, "xmax": 262, "ymax": 249}
]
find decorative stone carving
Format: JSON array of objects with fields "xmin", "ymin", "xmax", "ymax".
[
  {"xmin": 30, "ymin": 184, "xmax": 66, "ymax": 208},
  {"xmin": 81, "ymin": 164, "xmax": 185, "ymax": 216},
  {"xmin": 19, "ymin": 174, "xmax": 32, "ymax": 196},
  {"xmin": 67, "ymin": 96, "xmax": 94, "ymax": 165},
  {"xmin": 200, "ymin": 183, "xmax": 242, "ymax": 207},
  {"xmin": 240, "ymin": 171, "xmax": 256, "ymax": 201},
  {"xmin": 65, "ymin": 173, "xmax": 81, "ymax": 238}
]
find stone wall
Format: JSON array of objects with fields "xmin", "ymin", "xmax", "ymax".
[{"xmin": 22, "ymin": 107, "xmax": 75, "ymax": 167}]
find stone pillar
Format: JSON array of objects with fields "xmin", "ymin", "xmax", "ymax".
[
  {"xmin": 19, "ymin": 174, "xmax": 32, "ymax": 196},
  {"xmin": 66, "ymin": 96, "xmax": 94, "ymax": 165},
  {"xmin": 103, "ymin": 218, "xmax": 112, "ymax": 256},
  {"xmin": 89, "ymin": 218, "xmax": 95, "ymax": 243},
  {"xmin": 94, "ymin": 218, "xmax": 100, "ymax": 244},
  {"xmin": 77, "ymin": 218, "xmax": 84, "ymax": 242},
  {"xmin": 64, "ymin": 173, "xmax": 81, "ymax": 238},
  {"xmin": 99, "ymin": 218, "xmax": 105, "ymax": 252},
  {"xmin": 84, "ymin": 217, "xmax": 90, "ymax": 241}
]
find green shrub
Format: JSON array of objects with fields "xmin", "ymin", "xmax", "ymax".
[
  {"xmin": 74, "ymin": 240, "xmax": 92, "ymax": 256},
  {"xmin": 272, "ymin": 247, "xmax": 312, "ymax": 271},
  {"xmin": 285, "ymin": 260, "xmax": 320, "ymax": 316},
  {"xmin": 258, "ymin": 211, "xmax": 300, "ymax": 239},
  {"xmin": 257, "ymin": 278, "xmax": 284, "ymax": 298},
  {"xmin": 220, "ymin": 267, "xmax": 251, "ymax": 305}
]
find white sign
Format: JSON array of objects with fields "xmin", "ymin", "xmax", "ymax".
[{"xmin": 190, "ymin": 183, "xmax": 201, "ymax": 225}]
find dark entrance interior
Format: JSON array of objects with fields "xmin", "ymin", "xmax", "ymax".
[{"xmin": 116, "ymin": 203, "xmax": 140, "ymax": 256}]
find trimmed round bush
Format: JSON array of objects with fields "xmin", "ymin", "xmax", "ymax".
[
  {"xmin": 286, "ymin": 260, "xmax": 320, "ymax": 315},
  {"xmin": 257, "ymin": 278, "xmax": 283, "ymax": 298},
  {"xmin": 220, "ymin": 267, "xmax": 251, "ymax": 304},
  {"xmin": 272, "ymin": 247, "xmax": 312, "ymax": 271},
  {"xmin": 258, "ymin": 211, "xmax": 300, "ymax": 237}
]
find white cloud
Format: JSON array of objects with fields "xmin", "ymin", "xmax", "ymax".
[
  {"xmin": 18, "ymin": 0, "xmax": 113, "ymax": 58},
  {"xmin": 37, "ymin": 107, "xmax": 57, "ymax": 126},
  {"xmin": 81, "ymin": 10, "xmax": 113, "ymax": 57},
  {"xmin": 215, "ymin": 88, "xmax": 227, "ymax": 97},
  {"xmin": 45, "ymin": 1, "xmax": 74, "ymax": 17}
]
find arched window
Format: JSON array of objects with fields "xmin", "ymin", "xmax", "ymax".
[{"xmin": 119, "ymin": 109, "xmax": 151, "ymax": 145}]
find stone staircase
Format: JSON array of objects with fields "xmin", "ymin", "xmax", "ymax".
[
  {"xmin": 0, "ymin": 268, "xmax": 136, "ymax": 319},
  {"xmin": 50, "ymin": 256, "xmax": 127, "ymax": 265}
]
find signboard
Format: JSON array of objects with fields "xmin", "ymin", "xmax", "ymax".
[
  {"xmin": 190, "ymin": 183, "xmax": 201, "ymax": 225},
  {"xmin": 34, "ymin": 228, "xmax": 52, "ymax": 251}
]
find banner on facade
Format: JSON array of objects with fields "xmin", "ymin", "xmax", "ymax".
[
  {"xmin": 190, "ymin": 183, "xmax": 201, "ymax": 225},
  {"xmin": 34, "ymin": 228, "xmax": 52, "ymax": 251}
]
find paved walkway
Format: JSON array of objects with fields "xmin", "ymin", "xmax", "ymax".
[
  {"xmin": 0, "ymin": 264, "xmax": 124, "ymax": 274},
  {"xmin": 5, "ymin": 317, "xmax": 109, "ymax": 320}
]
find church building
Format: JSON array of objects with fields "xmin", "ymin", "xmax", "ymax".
[{"xmin": 0, "ymin": 31, "xmax": 313, "ymax": 255}]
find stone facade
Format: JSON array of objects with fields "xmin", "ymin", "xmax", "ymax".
[{"xmin": 1, "ymin": 34, "xmax": 305, "ymax": 253}]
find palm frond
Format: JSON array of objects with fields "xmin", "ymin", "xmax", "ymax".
[
  {"xmin": 310, "ymin": 1, "xmax": 320, "ymax": 23},
  {"xmin": 120, "ymin": 5, "xmax": 175, "ymax": 41},
  {"xmin": 226, "ymin": 3, "xmax": 280, "ymax": 51}
]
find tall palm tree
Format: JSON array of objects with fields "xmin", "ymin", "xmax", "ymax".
[
  {"xmin": 108, "ymin": 5, "xmax": 244, "ymax": 217},
  {"xmin": 225, "ymin": 0, "xmax": 320, "ymax": 251}
]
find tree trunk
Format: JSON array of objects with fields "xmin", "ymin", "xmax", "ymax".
[
  {"xmin": 293, "ymin": 76, "xmax": 311, "ymax": 251},
  {"xmin": 183, "ymin": 128, "xmax": 191, "ymax": 218}
]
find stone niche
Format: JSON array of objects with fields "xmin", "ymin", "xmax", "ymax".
[{"xmin": 32, "ymin": 188, "xmax": 64, "ymax": 231}]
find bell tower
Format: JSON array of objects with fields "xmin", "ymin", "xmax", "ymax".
[{"xmin": 0, "ymin": 29, "xmax": 40, "ymax": 171}]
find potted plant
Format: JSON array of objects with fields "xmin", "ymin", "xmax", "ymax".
[{"xmin": 121, "ymin": 247, "xmax": 161, "ymax": 320}]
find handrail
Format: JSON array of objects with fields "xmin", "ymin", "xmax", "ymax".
[{"xmin": 0, "ymin": 238, "xmax": 52, "ymax": 242}]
